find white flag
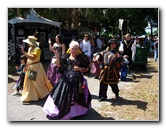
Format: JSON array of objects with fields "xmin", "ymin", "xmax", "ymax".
[{"xmin": 119, "ymin": 19, "xmax": 124, "ymax": 30}]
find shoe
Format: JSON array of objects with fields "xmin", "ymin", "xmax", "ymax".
[
  {"xmin": 13, "ymin": 91, "xmax": 21, "ymax": 96},
  {"xmin": 98, "ymin": 97, "xmax": 106, "ymax": 102}
]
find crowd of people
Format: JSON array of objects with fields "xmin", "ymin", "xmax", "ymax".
[{"xmin": 11, "ymin": 32, "xmax": 158, "ymax": 120}]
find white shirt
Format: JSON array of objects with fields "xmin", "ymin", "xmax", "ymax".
[{"xmin": 80, "ymin": 39, "xmax": 91, "ymax": 57}]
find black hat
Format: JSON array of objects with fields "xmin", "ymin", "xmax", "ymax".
[{"xmin": 108, "ymin": 39, "xmax": 117, "ymax": 45}]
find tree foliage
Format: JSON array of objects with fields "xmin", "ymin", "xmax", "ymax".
[{"xmin": 8, "ymin": 8, "xmax": 158, "ymax": 35}]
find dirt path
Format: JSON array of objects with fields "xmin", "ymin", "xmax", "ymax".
[
  {"xmin": 95, "ymin": 58, "xmax": 159, "ymax": 120},
  {"xmin": 8, "ymin": 58, "xmax": 159, "ymax": 121}
]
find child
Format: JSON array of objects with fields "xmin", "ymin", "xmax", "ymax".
[
  {"xmin": 120, "ymin": 55, "xmax": 129, "ymax": 81},
  {"xmin": 13, "ymin": 55, "xmax": 27, "ymax": 96}
]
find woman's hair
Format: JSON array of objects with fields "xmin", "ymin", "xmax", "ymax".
[
  {"xmin": 56, "ymin": 34, "xmax": 63, "ymax": 44},
  {"xmin": 69, "ymin": 40, "xmax": 79, "ymax": 48}
]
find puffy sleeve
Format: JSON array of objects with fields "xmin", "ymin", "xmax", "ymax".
[
  {"xmin": 27, "ymin": 47, "xmax": 41, "ymax": 62},
  {"xmin": 77, "ymin": 54, "xmax": 90, "ymax": 68}
]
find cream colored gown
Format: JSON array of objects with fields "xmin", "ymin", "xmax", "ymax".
[{"xmin": 20, "ymin": 47, "xmax": 52, "ymax": 102}]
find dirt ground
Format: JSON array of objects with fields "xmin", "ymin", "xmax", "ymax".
[
  {"xmin": 97, "ymin": 58, "xmax": 159, "ymax": 121},
  {"xmin": 8, "ymin": 58, "xmax": 159, "ymax": 121}
]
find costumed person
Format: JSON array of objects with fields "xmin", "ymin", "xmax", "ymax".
[
  {"xmin": 96, "ymin": 39, "xmax": 124, "ymax": 101},
  {"xmin": 43, "ymin": 40, "xmax": 92, "ymax": 120},
  {"xmin": 46, "ymin": 43, "xmax": 62, "ymax": 86},
  {"xmin": 48, "ymin": 34, "xmax": 66, "ymax": 55},
  {"xmin": 119, "ymin": 33, "xmax": 134, "ymax": 73},
  {"xmin": 20, "ymin": 36, "xmax": 52, "ymax": 103},
  {"xmin": 13, "ymin": 55, "xmax": 27, "ymax": 96}
]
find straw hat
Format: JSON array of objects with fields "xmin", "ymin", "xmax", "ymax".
[{"xmin": 23, "ymin": 36, "xmax": 38, "ymax": 47}]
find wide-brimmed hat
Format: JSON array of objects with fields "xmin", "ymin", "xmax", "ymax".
[
  {"xmin": 108, "ymin": 39, "xmax": 118, "ymax": 45},
  {"xmin": 23, "ymin": 36, "xmax": 38, "ymax": 47}
]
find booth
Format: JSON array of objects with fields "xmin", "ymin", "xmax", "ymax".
[{"xmin": 8, "ymin": 8, "xmax": 62, "ymax": 62}]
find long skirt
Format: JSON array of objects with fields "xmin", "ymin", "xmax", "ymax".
[
  {"xmin": 20, "ymin": 63, "xmax": 52, "ymax": 102},
  {"xmin": 46, "ymin": 63, "xmax": 62, "ymax": 86},
  {"xmin": 43, "ymin": 75, "xmax": 92, "ymax": 120}
]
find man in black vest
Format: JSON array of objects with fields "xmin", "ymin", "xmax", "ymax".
[
  {"xmin": 97, "ymin": 39, "xmax": 124, "ymax": 101},
  {"xmin": 119, "ymin": 33, "xmax": 134, "ymax": 73}
]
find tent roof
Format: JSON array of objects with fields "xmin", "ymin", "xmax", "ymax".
[{"xmin": 8, "ymin": 8, "xmax": 61, "ymax": 27}]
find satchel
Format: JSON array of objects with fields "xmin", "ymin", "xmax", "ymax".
[{"xmin": 27, "ymin": 63, "xmax": 40, "ymax": 81}]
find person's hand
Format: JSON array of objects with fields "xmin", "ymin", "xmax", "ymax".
[
  {"xmin": 73, "ymin": 65, "xmax": 80, "ymax": 71},
  {"xmin": 21, "ymin": 45, "xmax": 25, "ymax": 53},
  {"xmin": 48, "ymin": 38, "xmax": 51, "ymax": 44}
]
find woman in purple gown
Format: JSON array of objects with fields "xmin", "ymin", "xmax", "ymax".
[
  {"xmin": 43, "ymin": 40, "xmax": 92, "ymax": 120},
  {"xmin": 46, "ymin": 34, "xmax": 65, "ymax": 86},
  {"xmin": 46, "ymin": 44, "xmax": 62, "ymax": 86}
]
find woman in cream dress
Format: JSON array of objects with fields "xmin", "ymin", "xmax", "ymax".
[{"xmin": 20, "ymin": 36, "xmax": 52, "ymax": 103}]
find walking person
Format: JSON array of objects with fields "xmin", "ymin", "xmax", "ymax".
[
  {"xmin": 43, "ymin": 40, "xmax": 92, "ymax": 120},
  {"xmin": 48, "ymin": 34, "xmax": 66, "ymax": 55},
  {"xmin": 13, "ymin": 55, "xmax": 27, "ymax": 96},
  {"xmin": 97, "ymin": 39, "xmax": 124, "ymax": 101},
  {"xmin": 20, "ymin": 36, "xmax": 52, "ymax": 103}
]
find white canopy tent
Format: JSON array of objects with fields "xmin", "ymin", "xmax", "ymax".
[
  {"xmin": 8, "ymin": 8, "xmax": 61, "ymax": 27},
  {"xmin": 8, "ymin": 8, "xmax": 62, "ymax": 60}
]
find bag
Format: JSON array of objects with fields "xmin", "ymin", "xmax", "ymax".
[
  {"xmin": 28, "ymin": 70, "xmax": 37, "ymax": 81},
  {"xmin": 27, "ymin": 63, "xmax": 40, "ymax": 81}
]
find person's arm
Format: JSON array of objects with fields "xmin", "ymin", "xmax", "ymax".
[
  {"xmin": 55, "ymin": 50, "xmax": 61, "ymax": 67},
  {"xmin": 21, "ymin": 46, "xmax": 36, "ymax": 60},
  {"xmin": 119, "ymin": 42, "xmax": 124, "ymax": 53},
  {"xmin": 15, "ymin": 65, "xmax": 22, "ymax": 72},
  {"xmin": 48, "ymin": 38, "xmax": 53, "ymax": 51},
  {"xmin": 87, "ymin": 41, "xmax": 91, "ymax": 57},
  {"xmin": 62, "ymin": 43, "xmax": 66, "ymax": 55}
]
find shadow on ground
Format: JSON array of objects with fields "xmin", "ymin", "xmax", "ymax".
[
  {"xmin": 107, "ymin": 96, "xmax": 148, "ymax": 111},
  {"xmin": 45, "ymin": 108, "xmax": 115, "ymax": 121}
]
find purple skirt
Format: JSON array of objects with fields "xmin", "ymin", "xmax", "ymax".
[
  {"xmin": 46, "ymin": 63, "xmax": 62, "ymax": 86},
  {"xmin": 43, "ymin": 76, "xmax": 92, "ymax": 120}
]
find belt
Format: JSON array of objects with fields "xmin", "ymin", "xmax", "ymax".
[{"xmin": 27, "ymin": 61, "xmax": 40, "ymax": 66}]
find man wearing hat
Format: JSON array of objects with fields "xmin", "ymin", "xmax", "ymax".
[
  {"xmin": 20, "ymin": 36, "xmax": 52, "ymax": 103},
  {"xmin": 97, "ymin": 39, "xmax": 124, "ymax": 101}
]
